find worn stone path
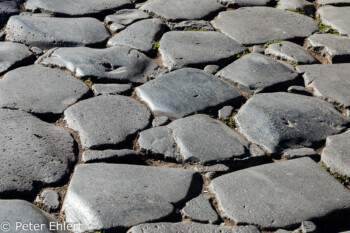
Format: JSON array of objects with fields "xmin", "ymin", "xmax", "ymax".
[{"xmin": 0, "ymin": 0, "xmax": 350, "ymax": 233}]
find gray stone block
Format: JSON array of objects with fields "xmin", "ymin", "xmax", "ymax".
[
  {"xmin": 0, "ymin": 41, "xmax": 33, "ymax": 75},
  {"xmin": 317, "ymin": 6, "xmax": 350, "ymax": 36},
  {"xmin": 182, "ymin": 195, "xmax": 220, "ymax": 223}
]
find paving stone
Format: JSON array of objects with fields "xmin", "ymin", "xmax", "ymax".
[
  {"xmin": 276, "ymin": 0, "xmax": 315, "ymax": 15},
  {"xmin": 0, "ymin": 109, "xmax": 75, "ymax": 195},
  {"xmin": 211, "ymin": 7, "xmax": 318, "ymax": 45},
  {"xmin": 140, "ymin": 0, "xmax": 224, "ymax": 22},
  {"xmin": 159, "ymin": 31, "xmax": 246, "ymax": 70},
  {"xmin": 105, "ymin": 9, "xmax": 150, "ymax": 26},
  {"xmin": 307, "ymin": 34, "xmax": 350, "ymax": 63},
  {"xmin": 297, "ymin": 64, "xmax": 350, "ymax": 107},
  {"xmin": 216, "ymin": 53, "xmax": 299, "ymax": 95},
  {"xmin": 92, "ymin": 84, "xmax": 132, "ymax": 96},
  {"xmin": 152, "ymin": 116, "xmax": 171, "ymax": 127},
  {"xmin": 322, "ymin": 130, "xmax": 350, "ymax": 177},
  {"xmin": 0, "ymin": 1, "xmax": 19, "ymax": 28},
  {"xmin": 36, "ymin": 46, "xmax": 158, "ymax": 83},
  {"xmin": 63, "ymin": 163, "xmax": 202, "ymax": 232},
  {"xmin": 265, "ymin": 41, "xmax": 317, "ymax": 64},
  {"xmin": 317, "ymin": 6, "xmax": 350, "ymax": 36},
  {"xmin": 252, "ymin": 45, "xmax": 264, "ymax": 54},
  {"xmin": 235, "ymin": 92, "xmax": 349, "ymax": 154},
  {"xmin": 218, "ymin": 0, "xmax": 270, "ymax": 7},
  {"xmin": 301, "ymin": 221, "xmax": 317, "ymax": 233},
  {"xmin": 218, "ymin": 106, "xmax": 234, "ymax": 119},
  {"xmin": 182, "ymin": 195, "xmax": 219, "ymax": 223},
  {"xmin": 210, "ymin": 157, "xmax": 350, "ymax": 230},
  {"xmin": 318, "ymin": 0, "xmax": 350, "ymax": 6},
  {"xmin": 109, "ymin": 23, "xmax": 125, "ymax": 32},
  {"xmin": 64, "ymin": 95, "xmax": 151, "ymax": 149},
  {"xmin": 136, "ymin": 68, "xmax": 242, "ymax": 119},
  {"xmin": 30, "ymin": 46, "xmax": 43, "ymax": 55},
  {"xmin": 0, "ymin": 200, "xmax": 67, "ymax": 233},
  {"xmin": 6, "ymin": 15, "xmax": 110, "ymax": 49},
  {"xmin": 128, "ymin": 223, "xmax": 260, "ymax": 233},
  {"xmin": 287, "ymin": 86, "xmax": 312, "ymax": 96},
  {"xmin": 194, "ymin": 164, "xmax": 230, "ymax": 173},
  {"xmin": 107, "ymin": 19, "xmax": 167, "ymax": 55},
  {"xmin": 283, "ymin": 148, "xmax": 318, "ymax": 159},
  {"xmin": 0, "ymin": 65, "xmax": 90, "ymax": 116},
  {"xmin": 167, "ymin": 20, "xmax": 214, "ymax": 31},
  {"xmin": 41, "ymin": 189, "xmax": 60, "ymax": 211},
  {"xmin": 0, "ymin": 41, "xmax": 33, "ymax": 75},
  {"xmin": 25, "ymin": 0, "xmax": 132, "ymax": 17},
  {"xmin": 204, "ymin": 65, "xmax": 220, "ymax": 74},
  {"xmin": 82, "ymin": 149, "xmax": 140, "ymax": 163}
]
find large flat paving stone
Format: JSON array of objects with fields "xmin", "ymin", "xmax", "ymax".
[
  {"xmin": 216, "ymin": 53, "xmax": 299, "ymax": 95},
  {"xmin": 25, "ymin": 0, "xmax": 131, "ymax": 17},
  {"xmin": 0, "ymin": 1, "xmax": 19, "ymax": 28},
  {"xmin": 235, "ymin": 92, "xmax": 350, "ymax": 154},
  {"xmin": 182, "ymin": 195, "xmax": 220, "ymax": 223},
  {"xmin": 318, "ymin": 0, "xmax": 350, "ymax": 6},
  {"xmin": 322, "ymin": 130, "xmax": 350, "ymax": 177},
  {"xmin": 210, "ymin": 157, "xmax": 350, "ymax": 230},
  {"xmin": 64, "ymin": 95, "xmax": 151, "ymax": 149},
  {"xmin": 211, "ymin": 7, "xmax": 318, "ymax": 45},
  {"xmin": 307, "ymin": 34, "xmax": 350, "ymax": 63},
  {"xmin": 107, "ymin": 19, "xmax": 167, "ymax": 55},
  {"xmin": 0, "ymin": 109, "xmax": 75, "ymax": 196},
  {"xmin": 0, "ymin": 41, "xmax": 33, "ymax": 75},
  {"xmin": 36, "ymin": 46, "xmax": 158, "ymax": 83},
  {"xmin": 0, "ymin": 65, "xmax": 90, "ymax": 116},
  {"xmin": 317, "ymin": 6, "xmax": 350, "ymax": 36},
  {"xmin": 218, "ymin": 0, "xmax": 270, "ymax": 7},
  {"xmin": 136, "ymin": 68, "xmax": 242, "ymax": 118},
  {"xmin": 0, "ymin": 200, "xmax": 68, "ymax": 233},
  {"xmin": 297, "ymin": 64, "xmax": 350, "ymax": 107},
  {"xmin": 140, "ymin": 0, "xmax": 224, "ymax": 22},
  {"xmin": 128, "ymin": 222, "xmax": 260, "ymax": 233},
  {"xmin": 5, "ymin": 15, "xmax": 110, "ymax": 49},
  {"xmin": 159, "ymin": 31, "xmax": 246, "ymax": 70},
  {"xmin": 62, "ymin": 164, "xmax": 202, "ymax": 232}
]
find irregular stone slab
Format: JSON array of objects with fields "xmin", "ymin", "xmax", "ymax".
[
  {"xmin": 0, "ymin": 109, "xmax": 75, "ymax": 195},
  {"xmin": 211, "ymin": 7, "xmax": 318, "ymax": 45},
  {"xmin": 182, "ymin": 195, "xmax": 219, "ymax": 223},
  {"xmin": 109, "ymin": 23, "xmax": 125, "ymax": 32},
  {"xmin": 235, "ymin": 92, "xmax": 349, "ymax": 154},
  {"xmin": 218, "ymin": 0, "xmax": 270, "ymax": 7},
  {"xmin": 219, "ymin": 106, "xmax": 234, "ymax": 119},
  {"xmin": 41, "ymin": 189, "xmax": 60, "ymax": 211},
  {"xmin": 140, "ymin": 0, "xmax": 224, "ymax": 22},
  {"xmin": 159, "ymin": 31, "xmax": 246, "ymax": 70},
  {"xmin": 307, "ymin": 34, "xmax": 350, "ymax": 63},
  {"xmin": 136, "ymin": 68, "xmax": 242, "ymax": 118},
  {"xmin": 204, "ymin": 65, "xmax": 220, "ymax": 74},
  {"xmin": 276, "ymin": 0, "xmax": 315, "ymax": 15},
  {"xmin": 252, "ymin": 45, "xmax": 264, "ymax": 54},
  {"xmin": 128, "ymin": 223, "xmax": 260, "ymax": 233},
  {"xmin": 322, "ymin": 130, "xmax": 350, "ymax": 176},
  {"xmin": 167, "ymin": 20, "xmax": 214, "ymax": 31},
  {"xmin": 287, "ymin": 86, "xmax": 312, "ymax": 96},
  {"xmin": 0, "ymin": 200, "xmax": 67, "ymax": 233},
  {"xmin": 63, "ymin": 164, "xmax": 202, "ymax": 232},
  {"xmin": 0, "ymin": 41, "xmax": 33, "ymax": 75},
  {"xmin": 105, "ymin": 9, "xmax": 150, "ymax": 26},
  {"xmin": 318, "ymin": 0, "xmax": 350, "ymax": 6},
  {"xmin": 265, "ymin": 41, "xmax": 316, "ymax": 64},
  {"xmin": 216, "ymin": 53, "xmax": 299, "ymax": 95},
  {"xmin": 64, "ymin": 95, "xmax": 151, "ymax": 149},
  {"xmin": 210, "ymin": 158, "xmax": 350, "ymax": 230},
  {"xmin": 297, "ymin": 64, "xmax": 350, "ymax": 107},
  {"xmin": 92, "ymin": 84, "xmax": 132, "ymax": 96},
  {"xmin": 107, "ymin": 19, "xmax": 167, "ymax": 55},
  {"xmin": 37, "ymin": 46, "xmax": 157, "ymax": 83},
  {"xmin": 82, "ymin": 149, "xmax": 140, "ymax": 163},
  {"xmin": 0, "ymin": 65, "xmax": 90, "ymax": 115},
  {"xmin": 282, "ymin": 148, "xmax": 318, "ymax": 159},
  {"xmin": 317, "ymin": 6, "xmax": 350, "ymax": 36},
  {"xmin": 152, "ymin": 116, "xmax": 171, "ymax": 127},
  {"xmin": 5, "ymin": 15, "xmax": 110, "ymax": 49},
  {"xmin": 25, "ymin": 0, "xmax": 131, "ymax": 17},
  {"xmin": 168, "ymin": 114, "xmax": 248, "ymax": 164},
  {"xmin": 302, "ymin": 221, "xmax": 317, "ymax": 233}
]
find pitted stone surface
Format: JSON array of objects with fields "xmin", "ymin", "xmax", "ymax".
[
  {"xmin": 0, "ymin": 109, "xmax": 75, "ymax": 195},
  {"xmin": 235, "ymin": 92, "xmax": 349, "ymax": 154},
  {"xmin": 0, "ymin": 200, "xmax": 67, "ymax": 233},
  {"xmin": 62, "ymin": 164, "xmax": 202, "ymax": 232},
  {"xmin": 0, "ymin": 65, "xmax": 90, "ymax": 115},
  {"xmin": 41, "ymin": 190, "xmax": 60, "ymax": 211},
  {"xmin": 92, "ymin": 84, "xmax": 132, "ymax": 96},
  {"xmin": 159, "ymin": 31, "xmax": 246, "ymax": 70},
  {"xmin": 0, "ymin": 1, "xmax": 19, "ymax": 27},
  {"xmin": 105, "ymin": 9, "xmax": 150, "ymax": 26},
  {"xmin": 0, "ymin": 41, "xmax": 33, "ymax": 75},
  {"xmin": 64, "ymin": 95, "xmax": 151, "ymax": 149},
  {"xmin": 322, "ymin": 130, "xmax": 350, "ymax": 177},
  {"xmin": 182, "ymin": 195, "xmax": 220, "ymax": 223},
  {"xmin": 140, "ymin": 0, "xmax": 224, "ymax": 22},
  {"xmin": 218, "ymin": 0, "xmax": 270, "ymax": 7},
  {"xmin": 297, "ymin": 64, "xmax": 350, "ymax": 107},
  {"xmin": 211, "ymin": 7, "xmax": 318, "ymax": 45},
  {"xmin": 36, "ymin": 46, "xmax": 158, "ymax": 83},
  {"xmin": 307, "ymin": 34, "xmax": 350, "ymax": 63},
  {"xmin": 210, "ymin": 158, "xmax": 350, "ymax": 230},
  {"xmin": 82, "ymin": 149, "xmax": 140, "ymax": 163},
  {"xmin": 318, "ymin": 0, "xmax": 350, "ymax": 6},
  {"xmin": 276, "ymin": 0, "xmax": 315, "ymax": 15},
  {"xmin": 25, "ymin": 0, "xmax": 132, "ymax": 17},
  {"xmin": 6, "ymin": 15, "xmax": 110, "ymax": 49},
  {"xmin": 265, "ymin": 41, "xmax": 316, "ymax": 64},
  {"xmin": 107, "ymin": 19, "xmax": 167, "ymax": 54},
  {"xmin": 136, "ymin": 68, "xmax": 242, "ymax": 119},
  {"xmin": 216, "ymin": 53, "xmax": 299, "ymax": 95},
  {"xmin": 317, "ymin": 6, "xmax": 350, "ymax": 36}
]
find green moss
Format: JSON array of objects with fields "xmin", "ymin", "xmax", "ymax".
[
  {"xmin": 293, "ymin": 61, "xmax": 298, "ymax": 67},
  {"xmin": 236, "ymin": 51, "xmax": 249, "ymax": 59},
  {"xmin": 318, "ymin": 23, "xmax": 339, "ymax": 35},
  {"xmin": 286, "ymin": 9, "xmax": 314, "ymax": 19},
  {"xmin": 321, "ymin": 162, "xmax": 350, "ymax": 187},
  {"xmin": 84, "ymin": 77, "xmax": 93, "ymax": 88},
  {"xmin": 221, "ymin": 112, "xmax": 237, "ymax": 128},
  {"xmin": 152, "ymin": 41, "xmax": 160, "ymax": 51},
  {"xmin": 264, "ymin": 40, "xmax": 284, "ymax": 48}
]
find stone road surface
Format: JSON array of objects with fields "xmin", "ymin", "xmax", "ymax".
[{"xmin": 0, "ymin": 0, "xmax": 350, "ymax": 233}]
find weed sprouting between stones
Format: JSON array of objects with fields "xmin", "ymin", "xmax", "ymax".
[
  {"xmin": 152, "ymin": 40, "xmax": 160, "ymax": 51},
  {"xmin": 84, "ymin": 77, "xmax": 93, "ymax": 88},
  {"xmin": 236, "ymin": 50, "xmax": 249, "ymax": 59},
  {"xmin": 264, "ymin": 40, "xmax": 284, "ymax": 48},
  {"xmin": 221, "ymin": 112, "xmax": 237, "ymax": 128},
  {"xmin": 318, "ymin": 23, "xmax": 340, "ymax": 35},
  {"xmin": 321, "ymin": 162, "xmax": 350, "ymax": 187},
  {"xmin": 286, "ymin": 9, "xmax": 315, "ymax": 19}
]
